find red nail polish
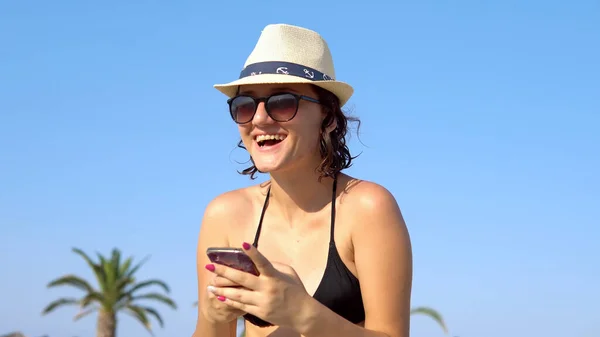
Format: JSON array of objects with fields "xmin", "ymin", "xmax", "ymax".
[
  {"xmin": 205, "ymin": 264, "xmax": 215, "ymax": 272},
  {"xmin": 217, "ymin": 296, "xmax": 226, "ymax": 302},
  {"xmin": 242, "ymin": 242, "xmax": 251, "ymax": 250}
]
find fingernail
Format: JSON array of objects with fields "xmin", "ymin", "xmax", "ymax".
[
  {"xmin": 207, "ymin": 285, "xmax": 216, "ymax": 293},
  {"xmin": 205, "ymin": 264, "xmax": 215, "ymax": 272},
  {"xmin": 242, "ymin": 242, "xmax": 251, "ymax": 250},
  {"xmin": 217, "ymin": 296, "xmax": 226, "ymax": 302}
]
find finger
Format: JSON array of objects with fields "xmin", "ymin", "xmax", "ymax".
[
  {"xmin": 206, "ymin": 291, "xmax": 226, "ymax": 306},
  {"xmin": 208, "ymin": 263, "xmax": 258, "ymax": 290},
  {"xmin": 206, "ymin": 289, "xmax": 224, "ymax": 302},
  {"xmin": 211, "ymin": 275, "xmax": 242, "ymax": 288},
  {"xmin": 241, "ymin": 242, "xmax": 276, "ymax": 276},
  {"xmin": 216, "ymin": 295, "xmax": 260, "ymax": 316},
  {"xmin": 207, "ymin": 285, "xmax": 258, "ymax": 306}
]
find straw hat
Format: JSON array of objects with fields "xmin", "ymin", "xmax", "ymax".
[{"xmin": 214, "ymin": 23, "xmax": 354, "ymax": 107}]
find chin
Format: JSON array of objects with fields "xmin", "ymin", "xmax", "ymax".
[
  {"xmin": 248, "ymin": 140, "xmax": 316, "ymax": 175},
  {"xmin": 253, "ymin": 160, "xmax": 284, "ymax": 174},
  {"xmin": 248, "ymin": 143, "xmax": 288, "ymax": 173}
]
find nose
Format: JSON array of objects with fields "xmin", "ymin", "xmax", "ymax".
[{"xmin": 252, "ymin": 101, "xmax": 274, "ymax": 126}]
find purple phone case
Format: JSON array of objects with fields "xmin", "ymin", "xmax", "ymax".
[{"xmin": 206, "ymin": 248, "xmax": 260, "ymax": 276}]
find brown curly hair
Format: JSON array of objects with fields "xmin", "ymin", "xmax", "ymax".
[{"xmin": 236, "ymin": 85, "xmax": 361, "ymax": 181}]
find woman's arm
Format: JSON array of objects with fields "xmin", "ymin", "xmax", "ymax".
[
  {"xmin": 296, "ymin": 182, "xmax": 413, "ymax": 337},
  {"xmin": 192, "ymin": 195, "xmax": 241, "ymax": 337}
]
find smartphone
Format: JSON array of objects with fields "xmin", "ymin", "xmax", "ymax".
[
  {"xmin": 206, "ymin": 247, "xmax": 260, "ymax": 276},
  {"xmin": 206, "ymin": 247, "xmax": 273, "ymax": 327}
]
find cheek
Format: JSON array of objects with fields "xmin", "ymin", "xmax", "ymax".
[
  {"xmin": 295, "ymin": 124, "xmax": 322, "ymax": 152},
  {"xmin": 309, "ymin": 130, "xmax": 322, "ymax": 150},
  {"xmin": 238, "ymin": 126, "xmax": 254, "ymax": 149},
  {"xmin": 238, "ymin": 125, "xmax": 251, "ymax": 138}
]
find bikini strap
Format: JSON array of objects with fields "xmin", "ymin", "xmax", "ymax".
[
  {"xmin": 252, "ymin": 185, "xmax": 271, "ymax": 248},
  {"xmin": 330, "ymin": 175, "xmax": 338, "ymax": 244}
]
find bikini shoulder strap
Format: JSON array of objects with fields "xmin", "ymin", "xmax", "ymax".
[
  {"xmin": 252, "ymin": 185, "xmax": 271, "ymax": 248},
  {"xmin": 329, "ymin": 175, "xmax": 338, "ymax": 244}
]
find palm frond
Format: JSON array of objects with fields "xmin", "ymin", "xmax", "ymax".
[
  {"xmin": 111, "ymin": 248, "xmax": 121, "ymax": 272},
  {"xmin": 126, "ymin": 254, "xmax": 151, "ymax": 279},
  {"xmin": 73, "ymin": 307, "xmax": 97, "ymax": 321},
  {"xmin": 411, "ymin": 306, "xmax": 448, "ymax": 334},
  {"xmin": 140, "ymin": 306, "xmax": 165, "ymax": 328},
  {"xmin": 80, "ymin": 291, "xmax": 105, "ymax": 308},
  {"xmin": 98, "ymin": 252, "xmax": 115, "ymax": 290},
  {"xmin": 72, "ymin": 247, "xmax": 106, "ymax": 291},
  {"xmin": 47, "ymin": 274, "xmax": 95, "ymax": 293},
  {"xmin": 125, "ymin": 304, "xmax": 153, "ymax": 334},
  {"xmin": 119, "ymin": 256, "xmax": 133, "ymax": 278},
  {"xmin": 125, "ymin": 279, "xmax": 171, "ymax": 296},
  {"xmin": 129, "ymin": 292, "xmax": 177, "ymax": 309},
  {"xmin": 115, "ymin": 275, "xmax": 136, "ymax": 293},
  {"xmin": 105, "ymin": 248, "xmax": 121, "ymax": 289},
  {"xmin": 41, "ymin": 298, "xmax": 78, "ymax": 314}
]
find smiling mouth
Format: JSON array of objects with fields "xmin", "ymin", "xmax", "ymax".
[{"xmin": 255, "ymin": 134, "xmax": 287, "ymax": 147}]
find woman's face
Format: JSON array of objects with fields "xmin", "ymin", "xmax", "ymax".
[{"xmin": 232, "ymin": 83, "xmax": 327, "ymax": 175}]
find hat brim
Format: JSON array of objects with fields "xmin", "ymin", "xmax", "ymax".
[{"xmin": 214, "ymin": 74, "xmax": 353, "ymax": 107}]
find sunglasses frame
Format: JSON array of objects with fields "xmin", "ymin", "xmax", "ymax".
[{"xmin": 227, "ymin": 92, "xmax": 323, "ymax": 124}]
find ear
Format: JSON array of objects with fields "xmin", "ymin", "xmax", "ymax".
[
  {"xmin": 321, "ymin": 110, "xmax": 337, "ymax": 135},
  {"xmin": 325, "ymin": 117, "xmax": 337, "ymax": 134}
]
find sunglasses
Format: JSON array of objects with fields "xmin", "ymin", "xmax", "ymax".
[{"xmin": 227, "ymin": 92, "xmax": 322, "ymax": 124}]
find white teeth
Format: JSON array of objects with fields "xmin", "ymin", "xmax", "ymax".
[{"xmin": 255, "ymin": 134, "xmax": 287, "ymax": 142}]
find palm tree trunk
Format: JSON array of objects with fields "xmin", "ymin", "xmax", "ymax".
[{"xmin": 97, "ymin": 309, "xmax": 116, "ymax": 337}]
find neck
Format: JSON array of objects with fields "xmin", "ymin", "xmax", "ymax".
[{"xmin": 266, "ymin": 162, "xmax": 336, "ymax": 222}]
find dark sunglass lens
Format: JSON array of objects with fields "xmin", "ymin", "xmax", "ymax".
[
  {"xmin": 267, "ymin": 94, "xmax": 298, "ymax": 121},
  {"xmin": 230, "ymin": 96, "xmax": 256, "ymax": 123}
]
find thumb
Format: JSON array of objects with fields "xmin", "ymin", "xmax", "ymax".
[
  {"xmin": 271, "ymin": 262, "xmax": 297, "ymax": 276},
  {"xmin": 242, "ymin": 242, "xmax": 276, "ymax": 276}
]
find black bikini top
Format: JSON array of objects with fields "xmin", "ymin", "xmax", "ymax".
[{"xmin": 251, "ymin": 176, "xmax": 365, "ymax": 325}]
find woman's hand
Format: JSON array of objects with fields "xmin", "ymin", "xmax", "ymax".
[
  {"xmin": 202, "ymin": 273, "xmax": 246, "ymax": 323},
  {"xmin": 204, "ymin": 242, "xmax": 312, "ymax": 330}
]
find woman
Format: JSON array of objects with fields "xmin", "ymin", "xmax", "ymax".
[{"xmin": 193, "ymin": 23, "xmax": 413, "ymax": 337}]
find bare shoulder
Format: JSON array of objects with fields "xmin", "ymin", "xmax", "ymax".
[
  {"xmin": 198, "ymin": 183, "xmax": 269, "ymax": 242},
  {"xmin": 338, "ymin": 176, "xmax": 406, "ymax": 233},
  {"xmin": 341, "ymin": 176, "xmax": 411, "ymax": 254},
  {"xmin": 202, "ymin": 186, "xmax": 253, "ymax": 221}
]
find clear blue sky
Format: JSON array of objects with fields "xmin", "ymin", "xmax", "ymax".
[{"xmin": 1, "ymin": 1, "xmax": 598, "ymax": 337}]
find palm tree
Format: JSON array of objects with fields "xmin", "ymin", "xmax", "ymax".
[
  {"xmin": 411, "ymin": 306, "xmax": 448, "ymax": 334},
  {"xmin": 42, "ymin": 247, "xmax": 177, "ymax": 337}
]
